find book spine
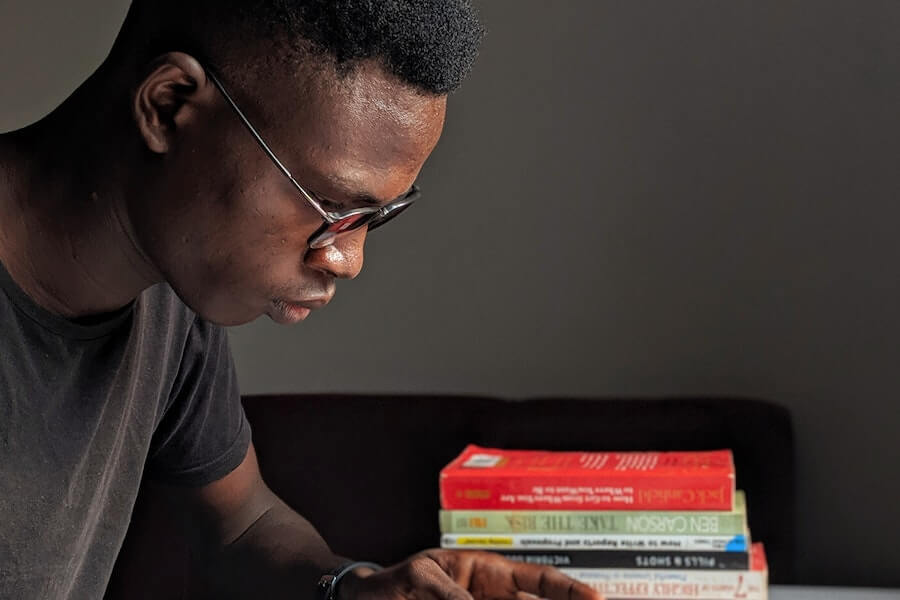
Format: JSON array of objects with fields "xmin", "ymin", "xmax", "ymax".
[
  {"xmin": 496, "ymin": 550, "xmax": 750, "ymax": 570},
  {"xmin": 440, "ymin": 474, "xmax": 733, "ymax": 510},
  {"xmin": 440, "ymin": 533, "xmax": 748, "ymax": 552},
  {"xmin": 560, "ymin": 568, "xmax": 768, "ymax": 600},
  {"xmin": 439, "ymin": 508, "xmax": 747, "ymax": 536}
]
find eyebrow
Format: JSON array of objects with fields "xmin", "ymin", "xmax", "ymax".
[
  {"xmin": 311, "ymin": 174, "xmax": 378, "ymax": 207},
  {"xmin": 320, "ymin": 174, "xmax": 410, "ymax": 208}
]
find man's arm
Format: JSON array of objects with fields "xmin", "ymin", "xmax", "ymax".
[
  {"xmin": 166, "ymin": 442, "xmax": 602, "ymax": 600},
  {"xmin": 163, "ymin": 442, "xmax": 347, "ymax": 598}
]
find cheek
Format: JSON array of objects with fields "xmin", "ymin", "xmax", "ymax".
[
  {"xmin": 156, "ymin": 172, "xmax": 314, "ymax": 298},
  {"xmin": 206, "ymin": 183, "xmax": 313, "ymax": 279}
]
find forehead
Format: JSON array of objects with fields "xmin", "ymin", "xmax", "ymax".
[{"xmin": 263, "ymin": 60, "xmax": 447, "ymax": 199}]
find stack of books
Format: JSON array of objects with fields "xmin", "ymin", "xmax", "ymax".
[{"xmin": 438, "ymin": 445, "xmax": 768, "ymax": 600}]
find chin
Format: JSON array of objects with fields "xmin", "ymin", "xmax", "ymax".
[
  {"xmin": 182, "ymin": 296, "xmax": 264, "ymax": 327},
  {"xmin": 212, "ymin": 314, "xmax": 262, "ymax": 327},
  {"xmin": 190, "ymin": 310, "xmax": 258, "ymax": 327},
  {"xmin": 165, "ymin": 279, "xmax": 267, "ymax": 327}
]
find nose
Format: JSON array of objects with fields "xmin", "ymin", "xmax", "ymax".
[{"xmin": 304, "ymin": 227, "xmax": 367, "ymax": 279}]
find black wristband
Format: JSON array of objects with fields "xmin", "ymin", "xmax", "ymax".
[{"xmin": 317, "ymin": 561, "xmax": 383, "ymax": 600}]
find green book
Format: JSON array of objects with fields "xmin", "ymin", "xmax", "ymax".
[{"xmin": 440, "ymin": 491, "xmax": 747, "ymax": 536}]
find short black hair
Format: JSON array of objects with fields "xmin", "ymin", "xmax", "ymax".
[{"xmin": 117, "ymin": 0, "xmax": 484, "ymax": 95}]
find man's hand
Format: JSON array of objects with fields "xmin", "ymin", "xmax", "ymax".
[
  {"xmin": 339, "ymin": 549, "xmax": 603, "ymax": 600},
  {"xmin": 173, "ymin": 445, "xmax": 603, "ymax": 600}
]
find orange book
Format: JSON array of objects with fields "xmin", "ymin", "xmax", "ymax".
[{"xmin": 440, "ymin": 445, "xmax": 735, "ymax": 511}]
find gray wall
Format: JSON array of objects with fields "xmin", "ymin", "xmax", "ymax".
[{"xmin": 2, "ymin": 0, "xmax": 898, "ymax": 587}]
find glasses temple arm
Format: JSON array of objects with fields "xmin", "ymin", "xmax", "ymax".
[{"xmin": 205, "ymin": 70, "xmax": 332, "ymax": 221}]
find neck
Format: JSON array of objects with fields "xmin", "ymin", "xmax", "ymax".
[{"xmin": 0, "ymin": 71, "xmax": 163, "ymax": 318}]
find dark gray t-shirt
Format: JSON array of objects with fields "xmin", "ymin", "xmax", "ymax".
[{"xmin": 0, "ymin": 261, "xmax": 251, "ymax": 599}]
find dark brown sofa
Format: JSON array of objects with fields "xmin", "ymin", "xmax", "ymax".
[{"xmin": 105, "ymin": 395, "xmax": 795, "ymax": 598}]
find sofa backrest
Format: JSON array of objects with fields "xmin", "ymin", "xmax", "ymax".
[
  {"xmin": 245, "ymin": 395, "xmax": 794, "ymax": 577},
  {"xmin": 105, "ymin": 395, "xmax": 794, "ymax": 599}
]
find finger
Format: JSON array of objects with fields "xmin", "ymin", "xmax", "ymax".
[
  {"xmin": 566, "ymin": 579, "xmax": 603, "ymax": 600},
  {"xmin": 408, "ymin": 555, "xmax": 475, "ymax": 600},
  {"xmin": 510, "ymin": 563, "xmax": 603, "ymax": 600}
]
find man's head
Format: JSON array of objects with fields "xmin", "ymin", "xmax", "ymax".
[{"xmin": 104, "ymin": 0, "xmax": 482, "ymax": 325}]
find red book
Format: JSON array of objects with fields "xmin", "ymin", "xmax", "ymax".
[{"xmin": 439, "ymin": 445, "xmax": 735, "ymax": 510}]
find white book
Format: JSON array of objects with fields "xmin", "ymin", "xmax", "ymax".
[{"xmin": 562, "ymin": 567, "xmax": 767, "ymax": 600}]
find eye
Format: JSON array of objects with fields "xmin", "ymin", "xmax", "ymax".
[
  {"xmin": 320, "ymin": 199, "xmax": 344, "ymax": 212},
  {"xmin": 308, "ymin": 190, "xmax": 345, "ymax": 212}
]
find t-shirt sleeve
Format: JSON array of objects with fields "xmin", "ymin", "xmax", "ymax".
[{"xmin": 145, "ymin": 316, "xmax": 251, "ymax": 486}]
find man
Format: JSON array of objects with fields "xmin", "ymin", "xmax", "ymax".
[{"xmin": 0, "ymin": 1, "xmax": 604, "ymax": 599}]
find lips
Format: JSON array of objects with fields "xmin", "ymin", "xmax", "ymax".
[{"xmin": 267, "ymin": 291, "xmax": 333, "ymax": 325}]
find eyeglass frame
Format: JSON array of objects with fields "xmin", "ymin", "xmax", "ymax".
[{"xmin": 205, "ymin": 68, "xmax": 421, "ymax": 249}]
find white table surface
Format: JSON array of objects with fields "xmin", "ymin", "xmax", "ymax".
[{"xmin": 770, "ymin": 586, "xmax": 900, "ymax": 599}]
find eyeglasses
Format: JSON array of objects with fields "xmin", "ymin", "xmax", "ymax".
[{"xmin": 206, "ymin": 69, "xmax": 421, "ymax": 249}]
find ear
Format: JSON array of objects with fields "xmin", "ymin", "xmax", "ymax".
[{"xmin": 133, "ymin": 52, "xmax": 215, "ymax": 154}]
